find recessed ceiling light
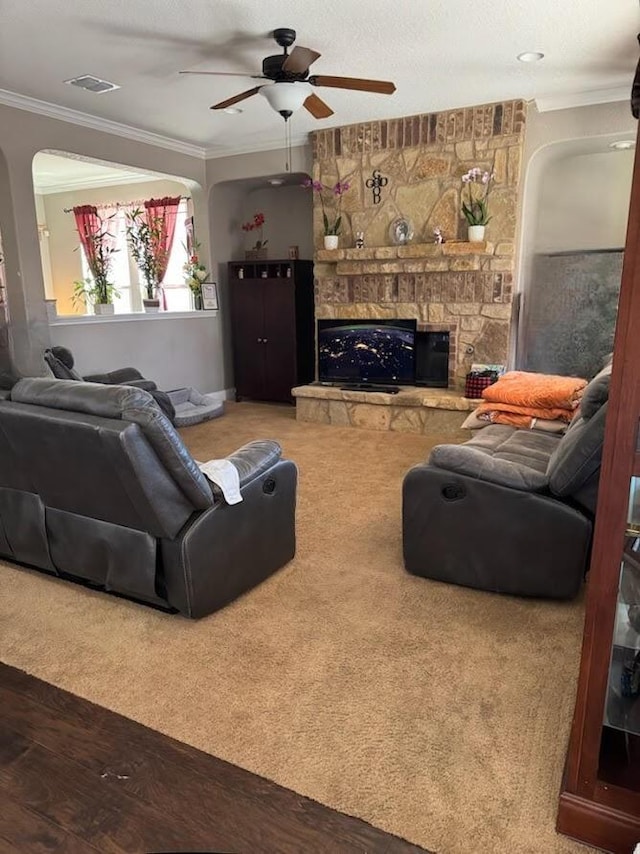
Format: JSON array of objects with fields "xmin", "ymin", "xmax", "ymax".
[
  {"xmin": 268, "ymin": 178, "xmax": 284, "ymax": 185},
  {"xmin": 517, "ymin": 51, "xmax": 544, "ymax": 63},
  {"xmin": 223, "ymin": 107, "xmax": 243, "ymax": 114},
  {"xmin": 609, "ymin": 140, "xmax": 636, "ymax": 151}
]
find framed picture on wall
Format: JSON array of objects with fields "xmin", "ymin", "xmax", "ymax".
[{"xmin": 201, "ymin": 283, "xmax": 219, "ymax": 311}]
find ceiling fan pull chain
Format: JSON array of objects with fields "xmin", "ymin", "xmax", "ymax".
[{"xmin": 283, "ymin": 117, "xmax": 292, "ymax": 173}]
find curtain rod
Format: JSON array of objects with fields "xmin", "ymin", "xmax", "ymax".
[{"xmin": 63, "ymin": 195, "xmax": 191, "ymax": 213}]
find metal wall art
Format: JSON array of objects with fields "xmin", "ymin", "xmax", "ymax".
[{"xmin": 366, "ymin": 170, "xmax": 388, "ymax": 204}]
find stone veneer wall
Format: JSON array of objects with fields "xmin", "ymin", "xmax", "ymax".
[{"xmin": 310, "ymin": 99, "xmax": 526, "ymax": 388}]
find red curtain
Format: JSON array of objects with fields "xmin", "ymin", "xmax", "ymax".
[
  {"xmin": 72, "ymin": 205, "xmax": 100, "ymax": 278},
  {"xmin": 144, "ymin": 196, "xmax": 181, "ymax": 283},
  {"xmin": 144, "ymin": 196, "xmax": 180, "ymax": 310}
]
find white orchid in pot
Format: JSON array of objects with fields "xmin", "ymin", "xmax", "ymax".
[
  {"xmin": 302, "ymin": 177, "xmax": 351, "ymax": 250},
  {"xmin": 461, "ymin": 166, "xmax": 494, "ymax": 242}
]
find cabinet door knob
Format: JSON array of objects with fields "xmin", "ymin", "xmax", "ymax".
[
  {"xmin": 263, "ymin": 338, "xmax": 268, "ymax": 344},
  {"xmin": 257, "ymin": 337, "xmax": 263, "ymax": 343}
]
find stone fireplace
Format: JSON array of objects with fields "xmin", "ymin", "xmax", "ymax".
[{"xmin": 309, "ymin": 99, "xmax": 526, "ymax": 390}]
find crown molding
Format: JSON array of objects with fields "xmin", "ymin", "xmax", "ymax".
[
  {"xmin": 203, "ymin": 132, "xmax": 310, "ymax": 159},
  {"xmin": 535, "ymin": 86, "xmax": 630, "ymax": 113},
  {"xmin": 34, "ymin": 170, "xmax": 168, "ymax": 195},
  {"xmin": 0, "ymin": 88, "xmax": 207, "ymax": 158}
]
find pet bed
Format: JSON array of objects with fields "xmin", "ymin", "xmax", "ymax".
[{"xmin": 167, "ymin": 387, "xmax": 224, "ymax": 427}]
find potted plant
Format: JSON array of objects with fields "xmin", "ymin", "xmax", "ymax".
[
  {"xmin": 182, "ymin": 240, "xmax": 209, "ymax": 310},
  {"xmin": 461, "ymin": 166, "xmax": 495, "ymax": 242},
  {"xmin": 126, "ymin": 207, "xmax": 163, "ymax": 311},
  {"xmin": 72, "ymin": 213, "xmax": 119, "ymax": 315},
  {"xmin": 241, "ymin": 212, "xmax": 268, "ymax": 260},
  {"xmin": 72, "ymin": 277, "xmax": 120, "ymax": 315},
  {"xmin": 302, "ymin": 177, "xmax": 351, "ymax": 250}
]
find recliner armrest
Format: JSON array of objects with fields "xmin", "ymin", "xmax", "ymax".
[
  {"xmin": 84, "ymin": 367, "xmax": 148, "ymax": 385},
  {"xmin": 229, "ymin": 440, "xmax": 282, "ymax": 488}
]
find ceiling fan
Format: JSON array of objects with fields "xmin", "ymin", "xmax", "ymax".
[{"xmin": 180, "ymin": 27, "xmax": 396, "ymax": 121}]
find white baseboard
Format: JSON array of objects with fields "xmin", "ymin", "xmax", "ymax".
[{"xmin": 207, "ymin": 387, "xmax": 235, "ymax": 402}]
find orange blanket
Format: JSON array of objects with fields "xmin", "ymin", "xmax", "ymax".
[
  {"xmin": 481, "ymin": 371, "xmax": 587, "ymax": 411},
  {"xmin": 475, "ymin": 405, "xmax": 574, "ymax": 427}
]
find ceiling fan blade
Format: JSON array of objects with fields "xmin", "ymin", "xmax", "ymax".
[
  {"xmin": 282, "ymin": 46, "xmax": 321, "ymax": 75},
  {"xmin": 303, "ymin": 93, "xmax": 334, "ymax": 119},
  {"xmin": 180, "ymin": 70, "xmax": 265, "ymax": 79},
  {"xmin": 210, "ymin": 87, "xmax": 262, "ymax": 110},
  {"xmin": 308, "ymin": 75, "xmax": 396, "ymax": 95}
]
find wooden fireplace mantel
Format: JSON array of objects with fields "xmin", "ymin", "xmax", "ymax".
[{"xmin": 316, "ymin": 241, "xmax": 495, "ymax": 263}]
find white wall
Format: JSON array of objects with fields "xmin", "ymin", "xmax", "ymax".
[
  {"xmin": 0, "ymin": 102, "xmax": 208, "ymax": 377},
  {"xmin": 533, "ymin": 150, "xmax": 633, "ymax": 252},
  {"xmin": 50, "ymin": 314, "xmax": 226, "ymax": 394},
  {"xmin": 515, "ymin": 100, "xmax": 637, "ymax": 367},
  {"xmin": 242, "ymin": 185, "xmax": 313, "ymax": 260}
]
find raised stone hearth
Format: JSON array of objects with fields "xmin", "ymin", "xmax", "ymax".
[{"xmin": 293, "ymin": 384, "xmax": 477, "ymax": 435}]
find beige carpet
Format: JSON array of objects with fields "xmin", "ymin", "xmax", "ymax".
[{"xmin": 0, "ymin": 403, "xmax": 588, "ymax": 854}]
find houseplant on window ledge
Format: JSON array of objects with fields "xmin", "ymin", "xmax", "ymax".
[
  {"xmin": 72, "ymin": 277, "xmax": 120, "ymax": 315},
  {"xmin": 72, "ymin": 213, "xmax": 119, "ymax": 315},
  {"xmin": 461, "ymin": 166, "xmax": 494, "ymax": 242},
  {"xmin": 126, "ymin": 207, "xmax": 163, "ymax": 311},
  {"xmin": 183, "ymin": 241, "xmax": 209, "ymax": 310}
]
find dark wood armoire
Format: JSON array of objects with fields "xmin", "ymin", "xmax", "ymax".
[{"xmin": 228, "ymin": 259, "xmax": 315, "ymax": 403}]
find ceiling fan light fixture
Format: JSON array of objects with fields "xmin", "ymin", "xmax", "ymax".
[{"xmin": 260, "ymin": 82, "xmax": 312, "ymax": 118}]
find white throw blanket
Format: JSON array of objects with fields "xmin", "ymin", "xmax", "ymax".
[{"xmin": 196, "ymin": 459, "xmax": 242, "ymax": 505}]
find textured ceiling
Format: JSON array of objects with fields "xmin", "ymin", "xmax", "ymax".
[{"xmin": 1, "ymin": 0, "xmax": 638, "ymax": 154}]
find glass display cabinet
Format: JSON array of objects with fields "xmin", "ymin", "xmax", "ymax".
[{"xmin": 557, "ymin": 128, "xmax": 640, "ymax": 852}]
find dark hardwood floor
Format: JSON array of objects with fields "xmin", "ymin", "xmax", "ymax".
[{"xmin": 0, "ymin": 663, "xmax": 430, "ymax": 854}]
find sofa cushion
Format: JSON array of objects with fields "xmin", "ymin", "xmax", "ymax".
[
  {"xmin": 11, "ymin": 378, "xmax": 212, "ymax": 510},
  {"xmin": 429, "ymin": 425, "xmax": 560, "ymax": 491}
]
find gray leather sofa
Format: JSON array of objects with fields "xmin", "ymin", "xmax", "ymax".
[
  {"xmin": 402, "ymin": 364, "xmax": 611, "ymax": 599},
  {"xmin": 0, "ymin": 378, "xmax": 297, "ymax": 617}
]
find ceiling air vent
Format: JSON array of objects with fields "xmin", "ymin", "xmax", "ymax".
[{"xmin": 64, "ymin": 75, "xmax": 120, "ymax": 94}]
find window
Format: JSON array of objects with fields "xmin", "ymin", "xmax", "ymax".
[
  {"xmin": 80, "ymin": 199, "xmax": 194, "ymax": 314},
  {"xmin": 160, "ymin": 199, "xmax": 192, "ymax": 312}
]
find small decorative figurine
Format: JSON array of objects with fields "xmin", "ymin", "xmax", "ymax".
[
  {"xmin": 238, "ymin": 267, "xmax": 244, "ymax": 279},
  {"xmin": 433, "ymin": 226, "xmax": 445, "ymax": 245},
  {"xmin": 355, "ymin": 232, "xmax": 365, "ymax": 249}
]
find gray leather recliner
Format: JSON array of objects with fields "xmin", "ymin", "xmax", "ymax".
[
  {"xmin": 43, "ymin": 346, "xmax": 176, "ymax": 423},
  {"xmin": 0, "ymin": 378, "xmax": 297, "ymax": 617},
  {"xmin": 402, "ymin": 365, "xmax": 611, "ymax": 599}
]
